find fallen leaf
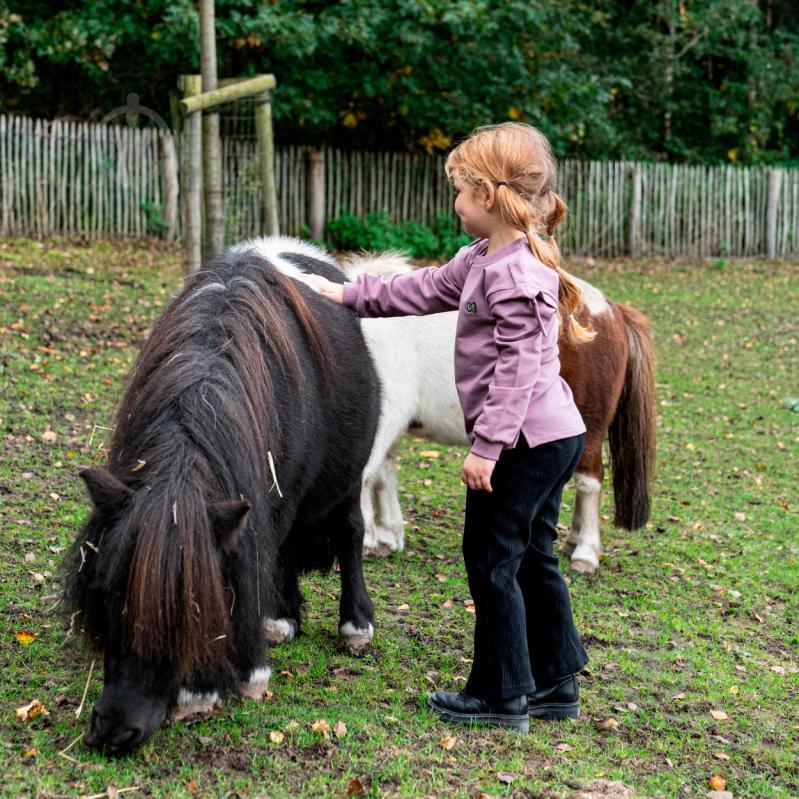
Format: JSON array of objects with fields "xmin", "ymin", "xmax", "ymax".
[
  {"xmin": 16, "ymin": 699, "xmax": 49, "ymax": 722},
  {"xmin": 770, "ymin": 665, "xmax": 785, "ymax": 675},
  {"xmin": 269, "ymin": 730, "xmax": 284, "ymax": 744},
  {"xmin": 15, "ymin": 630, "xmax": 35, "ymax": 645},
  {"xmin": 440, "ymin": 735, "xmax": 457, "ymax": 750},
  {"xmin": 346, "ymin": 778, "xmax": 365, "ymax": 796},
  {"xmin": 396, "ymin": 603, "xmax": 410, "ymax": 611},
  {"xmin": 107, "ymin": 788, "xmax": 119, "ymax": 799},
  {"xmin": 22, "ymin": 747, "xmax": 37, "ymax": 759},
  {"xmin": 707, "ymin": 792, "xmax": 733, "ymax": 799},
  {"xmin": 596, "ymin": 717, "xmax": 619, "ymax": 731},
  {"xmin": 713, "ymin": 752, "xmax": 730, "ymax": 761},
  {"xmin": 441, "ymin": 599, "xmax": 454, "ymax": 609},
  {"xmin": 497, "ymin": 772, "xmax": 516, "ymax": 784},
  {"xmin": 42, "ymin": 430, "xmax": 57, "ymax": 443},
  {"xmin": 311, "ymin": 718, "xmax": 330, "ymax": 735},
  {"xmin": 334, "ymin": 720, "xmax": 347, "ymax": 738},
  {"xmin": 285, "ymin": 719, "xmax": 300, "ymax": 730},
  {"xmin": 734, "ymin": 512, "xmax": 746, "ymax": 521},
  {"xmin": 420, "ymin": 450, "xmax": 440, "ymax": 458},
  {"xmin": 708, "ymin": 775, "xmax": 726, "ymax": 791},
  {"xmin": 710, "ymin": 710, "xmax": 728, "ymax": 720},
  {"xmin": 187, "ymin": 780, "xmax": 197, "ymax": 794},
  {"xmin": 555, "ymin": 742, "xmax": 573, "ymax": 751}
]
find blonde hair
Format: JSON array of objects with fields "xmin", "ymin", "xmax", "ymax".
[{"xmin": 445, "ymin": 122, "xmax": 595, "ymax": 344}]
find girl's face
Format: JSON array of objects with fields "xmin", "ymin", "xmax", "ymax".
[{"xmin": 453, "ymin": 177, "xmax": 494, "ymax": 239}]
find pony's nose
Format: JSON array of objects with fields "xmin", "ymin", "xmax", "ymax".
[{"xmin": 84, "ymin": 709, "xmax": 143, "ymax": 754}]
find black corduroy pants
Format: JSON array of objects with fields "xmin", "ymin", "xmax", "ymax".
[{"xmin": 462, "ymin": 433, "xmax": 589, "ymax": 700}]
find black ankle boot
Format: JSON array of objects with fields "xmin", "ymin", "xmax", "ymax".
[
  {"xmin": 428, "ymin": 690, "xmax": 529, "ymax": 732},
  {"xmin": 528, "ymin": 674, "xmax": 580, "ymax": 719}
]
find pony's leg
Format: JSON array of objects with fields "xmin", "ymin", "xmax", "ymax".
[
  {"xmin": 374, "ymin": 452, "xmax": 405, "ymax": 552},
  {"xmin": 361, "ymin": 472, "xmax": 379, "ymax": 553},
  {"xmin": 330, "ymin": 492, "xmax": 375, "ymax": 655},
  {"xmin": 262, "ymin": 540, "xmax": 302, "ymax": 645},
  {"xmin": 566, "ymin": 471, "xmax": 602, "ymax": 573}
]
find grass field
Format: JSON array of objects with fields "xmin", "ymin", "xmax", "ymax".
[{"xmin": 1, "ymin": 239, "xmax": 797, "ymax": 799}]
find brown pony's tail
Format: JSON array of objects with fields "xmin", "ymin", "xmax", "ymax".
[{"xmin": 608, "ymin": 305, "xmax": 657, "ymax": 530}]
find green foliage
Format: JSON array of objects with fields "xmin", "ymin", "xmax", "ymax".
[
  {"xmin": 1, "ymin": 1, "xmax": 798, "ymax": 163},
  {"xmin": 327, "ymin": 211, "xmax": 470, "ymax": 258}
]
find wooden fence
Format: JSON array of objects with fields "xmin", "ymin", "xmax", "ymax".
[{"xmin": 2, "ymin": 114, "xmax": 798, "ymax": 258}]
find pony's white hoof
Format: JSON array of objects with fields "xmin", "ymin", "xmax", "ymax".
[
  {"xmin": 171, "ymin": 689, "xmax": 220, "ymax": 722},
  {"xmin": 570, "ymin": 546, "xmax": 599, "ymax": 573},
  {"xmin": 337, "ymin": 621, "xmax": 374, "ymax": 655},
  {"xmin": 239, "ymin": 666, "xmax": 272, "ymax": 701},
  {"xmin": 374, "ymin": 525, "xmax": 404, "ymax": 552},
  {"xmin": 263, "ymin": 617, "xmax": 297, "ymax": 645}
]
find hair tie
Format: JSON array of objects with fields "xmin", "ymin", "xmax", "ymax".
[{"xmin": 496, "ymin": 181, "xmax": 508, "ymax": 188}]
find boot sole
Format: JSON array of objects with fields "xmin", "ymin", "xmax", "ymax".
[
  {"xmin": 529, "ymin": 701, "xmax": 580, "ymax": 720},
  {"xmin": 427, "ymin": 698, "xmax": 530, "ymax": 733}
]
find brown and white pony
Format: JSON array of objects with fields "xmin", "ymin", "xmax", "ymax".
[{"xmin": 339, "ymin": 252, "xmax": 657, "ymax": 573}]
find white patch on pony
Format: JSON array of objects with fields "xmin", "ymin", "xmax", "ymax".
[
  {"xmin": 568, "ymin": 473, "xmax": 602, "ymax": 572},
  {"xmin": 263, "ymin": 617, "xmax": 296, "ymax": 644},
  {"xmin": 239, "ymin": 666, "xmax": 272, "ymax": 701},
  {"xmin": 340, "ymin": 250, "xmax": 413, "ymax": 278},
  {"xmin": 229, "ymin": 235, "xmax": 338, "ymax": 280},
  {"xmin": 171, "ymin": 688, "xmax": 220, "ymax": 721},
  {"xmin": 567, "ymin": 273, "xmax": 611, "ymax": 317},
  {"xmin": 339, "ymin": 621, "xmax": 374, "ymax": 640}
]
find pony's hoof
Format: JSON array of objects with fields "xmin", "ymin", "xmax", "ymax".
[
  {"xmin": 239, "ymin": 666, "xmax": 272, "ymax": 701},
  {"xmin": 263, "ymin": 618, "xmax": 298, "ymax": 645},
  {"xmin": 362, "ymin": 542, "xmax": 394, "ymax": 558},
  {"xmin": 570, "ymin": 557, "xmax": 598, "ymax": 574},
  {"xmin": 374, "ymin": 526, "xmax": 404, "ymax": 553},
  {"xmin": 337, "ymin": 622, "xmax": 374, "ymax": 656},
  {"xmin": 171, "ymin": 689, "xmax": 220, "ymax": 722}
]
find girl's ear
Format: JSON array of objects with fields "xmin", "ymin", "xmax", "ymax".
[{"xmin": 481, "ymin": 181, "xmax": 497, "ymax": 210}]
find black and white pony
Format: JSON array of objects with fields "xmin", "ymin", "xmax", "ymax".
[{"xmin": 64, "ymin": 241, "xmax": 380, "ymax": 753}]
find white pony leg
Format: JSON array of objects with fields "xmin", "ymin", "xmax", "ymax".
[
  {"xmin": 360, "ymin": 472, "xmax": 379, "ymax": 552},
  {"xmin": 239, "ymin": 666, "xmax": 272, "ymax": 701},
  {"xmin": 170, "ymin": 688, "xmax": 220, "ymax": 721},
  {"xmin": 568, "ymin": 473, "xmax": 602, "ymax": 573},
  {"xmin": 374, "ymin": 453, "xmax": 405, "ymax": 552}
]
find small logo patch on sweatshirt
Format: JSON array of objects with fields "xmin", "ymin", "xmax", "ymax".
[{"xmin": 465, "ymin": 302, "xmax": 477, "ymax": 313}]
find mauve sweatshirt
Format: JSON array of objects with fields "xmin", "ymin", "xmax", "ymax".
[{"xmin": 342, "ymin": 237, "xmax": 586, "ymax": 460}]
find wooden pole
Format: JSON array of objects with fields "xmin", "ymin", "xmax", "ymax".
[
  {"xmin": 629, "ymin": 163, "xmax": 642, "ymax": 257},
  {"xmin": 306, "ymin": 147, "xmax": 325, "ymax": 240},
  {"xmin": 200, "ymin": 0, "xmax": 224, "ymax": 257},
  {"xmin": 180, "ymin": 75, "xmax": 276, "ymax": 116},
  {"xmin": 766, "ymin": 167, "xmax": 782, "ymax": 259},
  {"xmin": 181, "ymin": 75, "xmax": 203, "ymax": 272},
  {"xmin": 161, "ymin": 132, "xmax": 179, "ymax": 243},
  {"xmin": 255, "ymin": 89, "xmax": 279, "ymax": 235}
]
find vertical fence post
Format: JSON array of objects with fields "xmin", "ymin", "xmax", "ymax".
[
  {"xmin": 766, "ymin": 167, "xmax": 783, "ymax": 259},
  {"xmin": 629, "ymin": 163, "xmax": 642, "ymax": 257},
  {"xmin": 306, "ymin": 147, "xmax": 325, "ymax": 240},
  {"xmin": 161, "ymin": 132, "xmax": 179, "ymax": 244},
  {"xmin": 255, "ymin": 88, "xmax": 279, "ymax": 236},
  {"xmin": 181, "ymin": 75, "xmax": 203, "ymax": 273}
]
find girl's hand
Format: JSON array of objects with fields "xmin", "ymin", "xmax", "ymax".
[
  {"xmin": 461, "ymin": 451, "xmax": 495, "ymax": 492},
  {"xmin": 295, "ymin": 273, "xmax": 345, "ymax": 304}
]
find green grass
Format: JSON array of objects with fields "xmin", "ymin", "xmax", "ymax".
[{"xmin": 1, "ymin": 239, "xmax": 797, "ymax": 798}]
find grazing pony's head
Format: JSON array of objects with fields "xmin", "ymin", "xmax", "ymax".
[{"xmin": 64, "ymin": 249, "xmax": 331, "ymax": 753}]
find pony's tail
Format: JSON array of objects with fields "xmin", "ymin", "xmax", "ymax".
[{"xmin": 608, "ymin": 304, "xmax": 657, "ymax": 530}]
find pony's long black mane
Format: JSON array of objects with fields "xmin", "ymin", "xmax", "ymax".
[{"xmin": 67, "ymin": 250, "xmax": 334, "ymax": 677}]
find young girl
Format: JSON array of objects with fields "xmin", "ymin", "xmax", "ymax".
[{"xmin": 303, "ymin": 122, "xmax": 593, "ymax": 733}]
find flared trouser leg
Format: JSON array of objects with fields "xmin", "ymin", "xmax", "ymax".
[{"xmin": 463, "ymin": 434, "xmax": 588, "ymax": 700}]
